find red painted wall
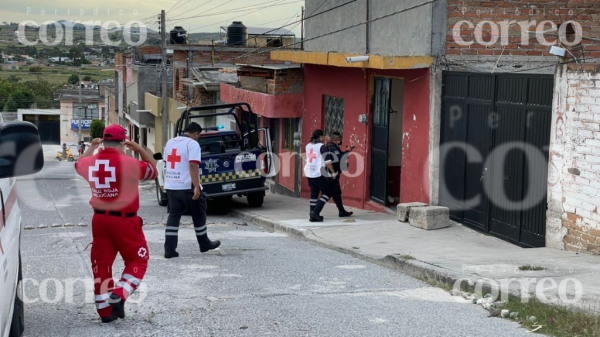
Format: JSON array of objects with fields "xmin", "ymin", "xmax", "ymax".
[
  {"xmin": 369, "ymin": 69, "xmax": 431, "ymax": 205},
  {"xmin": 302, "ymin": 65, "xmax": 369, "ymax": 209},
  {"xmin": 220, "ymin": 83, "xmax": 303, "ymax": 118},
  {"xmin": 277, "ymin": 120, "xmax": 296, "ymax": 192},
  {"xmin": 301, "ymin": 65, "xmax": 431, "ymax": 210}
]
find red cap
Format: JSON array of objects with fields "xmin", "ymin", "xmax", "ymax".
[{"xmin": 103, "ymin": 125, "xmax": 129, "ymax": 141}]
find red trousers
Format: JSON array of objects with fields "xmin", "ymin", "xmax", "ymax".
[{"xmin": 90, "ymin": 214, "xmax": 149, "ymax": 318}]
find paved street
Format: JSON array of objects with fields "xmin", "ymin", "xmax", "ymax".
[{"xmin": 16, "ymin": 159, "xmax": 534, "ymax": 336}]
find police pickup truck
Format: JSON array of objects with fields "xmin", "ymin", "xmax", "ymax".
[
  {"xmin": 0, "ymin": 119, "xmax": 44, "ymax": 337},
  {"xmin": 154, "ymin": 103, "xmax": 274, "ymax": 208}
]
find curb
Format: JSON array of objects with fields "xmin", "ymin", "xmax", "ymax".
[{"xmin": 229, "ymin": 208, "xmax": 525, "ymax": 301}]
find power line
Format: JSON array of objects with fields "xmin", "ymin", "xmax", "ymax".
[
  {"xmin": 170, "ymin": 0, "xmax": 231, "ymax": 20},
  {"xmin": 174, "ymin": 0, "xmax": 298, "ymax": 23},
  {"xmin": 223, "ymin": 0, "xmax": 438, "ymax": 63},
  {"xmin": 166, "ymin": 0, "xmax": 192, "ymax": 18},
  {"xmin": 308, "ymin": 0, "xmax": 329, "ymax": 17},
  {"xmin": 167, "ymin": 0, "xmax": 184, "ymax": 13},
  {"xmin": 210, "ymin": 0, "xmax": 358, "ymax": 53},
  {"xmin": 170, "ymin": 0, "xmax": 219, "ymax": 20},
  {"xmin": 188, "ymin": 0, "xmax": 287, "ymax": 32}
]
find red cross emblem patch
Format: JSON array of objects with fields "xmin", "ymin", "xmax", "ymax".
[{"xmin": 89, "ymin": 160, "xmax": 116, "ymax": 189}]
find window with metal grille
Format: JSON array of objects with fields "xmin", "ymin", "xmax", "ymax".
[
  {"xmin": 323, "ymin": 95, "xmax": 344, "ymax": 137},
  {"xmin": 283, "ymin": 118, "xmax": 299, "ymax": 151}
]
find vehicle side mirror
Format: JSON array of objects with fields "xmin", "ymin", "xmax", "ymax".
[
  {"xmin": 0, "ymin": 121, "xmax": 44, "ymax": 178},
  {"xmin": 153, "ymin": 153, "xmax": 163, "ymax": 160}
]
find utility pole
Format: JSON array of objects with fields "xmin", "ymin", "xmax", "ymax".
[
  {"xmin": 211, "ymin": 40, "xmax": 215, "ymax": 67},
  {"xmin": 301, "ymin": 6, "xmax": 304, "ymax": 50},
  {"xmin": 160, "ymin": 10, "xmax": 169, "ymax": 150},
  {"xmin": 78, "ymin": 72, "xmax": 82, "ymax": 142}
]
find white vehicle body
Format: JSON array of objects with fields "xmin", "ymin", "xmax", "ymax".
[
  {"xmin": 0, "ymin": 115, "xmax": 44, "ymax": 337},
  {"xmin": 156, "ymin": 159, "xmax": 165, "ymax": 189},
  {"xmin": 0, "ymin": 111, "xmax": 23, "ymax": 337},
  {"xmin": 0, "ymin": 176, "xmax": 22, "ymax": 337}
]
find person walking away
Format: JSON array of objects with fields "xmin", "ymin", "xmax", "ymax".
[
  {"xmin": 81, "ymin": 141, "xmax": 86, "ymax": 156},
  {"xmin": 62, "ymin": 142, "xmax": 68, "ymax": 159},
  {"xmin": 324, "ymin": 131, "xmax": 353, "ymax": 217},
  {"xmin": 163, "ymin": 122, "xmax": 220, "ymax": 258},
  {"xmin": 75, "ymin": 125, "xmax": 157, "ymax": 323},
  {"xmin": 304, "ymin": 129, "xmax": 332, "ymax": 222}
]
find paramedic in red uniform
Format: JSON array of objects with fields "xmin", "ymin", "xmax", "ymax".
[
  {"xmin": 75, "ymin": 124, "xmax": 157, "ymax": 323},
  {"xmin": 163, "ymin": 122, "xmax": 220, "ymax": 258}
]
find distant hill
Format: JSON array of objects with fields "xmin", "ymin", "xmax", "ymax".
[{"xmin": 34, "ymin": 20, "xmax": 157, "ymax": 34}]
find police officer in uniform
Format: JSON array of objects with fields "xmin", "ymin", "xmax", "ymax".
[
  {"xmin": 323, "ymin": 131, "xmax": 353, "ymax": 217},
  {"xmin": 75, "ymin": 125, "xmax": 157, "ymax": 323}
]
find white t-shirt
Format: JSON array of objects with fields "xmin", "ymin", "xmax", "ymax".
[
  {"xmin": 304, "ymin": 142, "xmax": 324, "ymax": 178},
  {"xmin": 164, "ymin": 136, "xmax": 202, "ymax": 190}
]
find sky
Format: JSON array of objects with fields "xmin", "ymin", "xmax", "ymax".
[{"xmin": 0, "ymin": 0, "xmax": 305, "ymax": 35}]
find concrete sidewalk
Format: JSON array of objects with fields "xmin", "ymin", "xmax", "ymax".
[{"xmin": 230, "ymin": 193, "xmax": 600, "ymax": 312}]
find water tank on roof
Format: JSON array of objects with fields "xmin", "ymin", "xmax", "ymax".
[
  {"xmin": 170, "ymin": 26, "xmax": 187, "ymax": 44},
  {"xmin": 227, "ymin": 21, "xmax": 247, "ymax": 46}
]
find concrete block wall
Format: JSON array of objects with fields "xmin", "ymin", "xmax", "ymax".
[
  {"xmin": 447, "ymin": 0, "xmax": 600, "ymax": 58},
  {"xmin": 549, "ymin": 64, "xmax": 600, "ymax": 254}
]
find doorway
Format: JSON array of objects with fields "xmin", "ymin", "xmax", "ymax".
[
  {"xmin": 23, "ymin": 114, "xmax": 60, "ymax": 144},
  {"xmin": 370, "ymin": 76, "xmax": 404, "ymax": 207}
]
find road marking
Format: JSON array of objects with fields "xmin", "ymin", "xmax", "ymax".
[{"xmin": 336, "ymin": 265, "xmax": 367, "ymax": 269}]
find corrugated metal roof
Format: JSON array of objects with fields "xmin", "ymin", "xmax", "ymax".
[
  {"xmin": 247, "ymin": 27, "xmax": 295, "ymax": 36},
  {"xmin": 236, "ymin": 63, "xmax": 301, "ymax": 70}
]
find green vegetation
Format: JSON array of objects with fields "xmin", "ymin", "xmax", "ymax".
[
  {"xmin": 90, "ymin": 120, "xmax": 105, "ymax": 139},
  {"xmin": 0, "ymin": 77, "xmax": 61, "ymax": 111},
  {"xmin": 413, "ymin": 273, "xmax": 600, "ymax": 336},
  {"xmin": 0, "ymin": 66, "xmax": 109, "ymax": 85},
  {"xmin": 68, "ymin": 74, "xmax": 79, "ymax": 85},
  {"xmin": 503, "ymin": 299, "xmax": 600, "ymax": 337}
]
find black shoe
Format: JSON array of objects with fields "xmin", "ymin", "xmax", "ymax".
[
  {"xmin": 164, "ymin": 251, "xmax": 180, "ymax": 259},
  {"xmin": 101, "ymin": 315, "xmax": 118, "ymax": 323},
  {"xmin": 339, "ymin": 211, "xmax": 353, "ymax": 217},
  {"xmin": 200, "ymin": 240, "xmax": 221, "ymax": 253},
  {"xmin": 310, "ymin": 212, "xmax": 324, "ymax": 222},
  {"xmin": 109, "ymin": 293, "xmax": 125, "ymax": 319}
]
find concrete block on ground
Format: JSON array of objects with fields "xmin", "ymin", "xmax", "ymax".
[
  {"xmin": 397, "ymin": 202, "xmax": 428, "ymax": 222},
  {"xmin": 408, "ymin": 206, "xmax": 450, "ymax": 230}
]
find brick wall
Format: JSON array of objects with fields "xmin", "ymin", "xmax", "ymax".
[
  {"xmin": 548, "ymin": 63, "xmax": 600, "ymax": 254},
  {"xmin": 240, "ymin": 76, "xmax": 268, "ymax": 93},
  {"xmin": 270, "ymin": 69, "xmax": 303, "ymax": 95},
  {"xmin": 447, "ymin": 1, "xmax": 600, "ymax": 58},
  {"xmin": 173, "ymin": 49, "xmax": 288, "ymax": 66}
]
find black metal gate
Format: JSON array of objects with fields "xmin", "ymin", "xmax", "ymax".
[
  {"xmin": 22, "ymin": 115, "xmax": 60, "ymax": 144},
  {"xmin": 370, "ymin": 77, "xmax": 391, "ymax": 204},
  {"xmin": 439, "ymin": 72, "xmax": 553, "ymax": 248}
]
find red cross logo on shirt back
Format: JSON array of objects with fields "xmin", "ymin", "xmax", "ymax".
[
  {"xmin": 308, "ymin": 148, "xmax": 317, "ymax": 163},
  {"xmin": 167, "ymin": 148, "xmax": 181, "ymax": 169},
  {"xmin": 89, "ymin": 160, "xmax": 116, "ymax": 189}
]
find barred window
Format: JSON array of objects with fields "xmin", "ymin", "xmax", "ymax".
[
  {"xmin": 283, "ymin": 118, "xmax": 299, "ymax": 151},
  {"xmin": 323, "ymin": 95, "xmax": 344, "ymax": 137}
]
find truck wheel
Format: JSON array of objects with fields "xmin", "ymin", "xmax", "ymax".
[
  {"xmin": 9, "ymin": 254, "xmax": 24, "ymax": 337},
  {"xmin": 246, "ymin": 193, "xmax": 264, "ymax": 207},
  {"xmin": 156, "ymin": 179, "xmax": 168, "ymax": 206}
]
